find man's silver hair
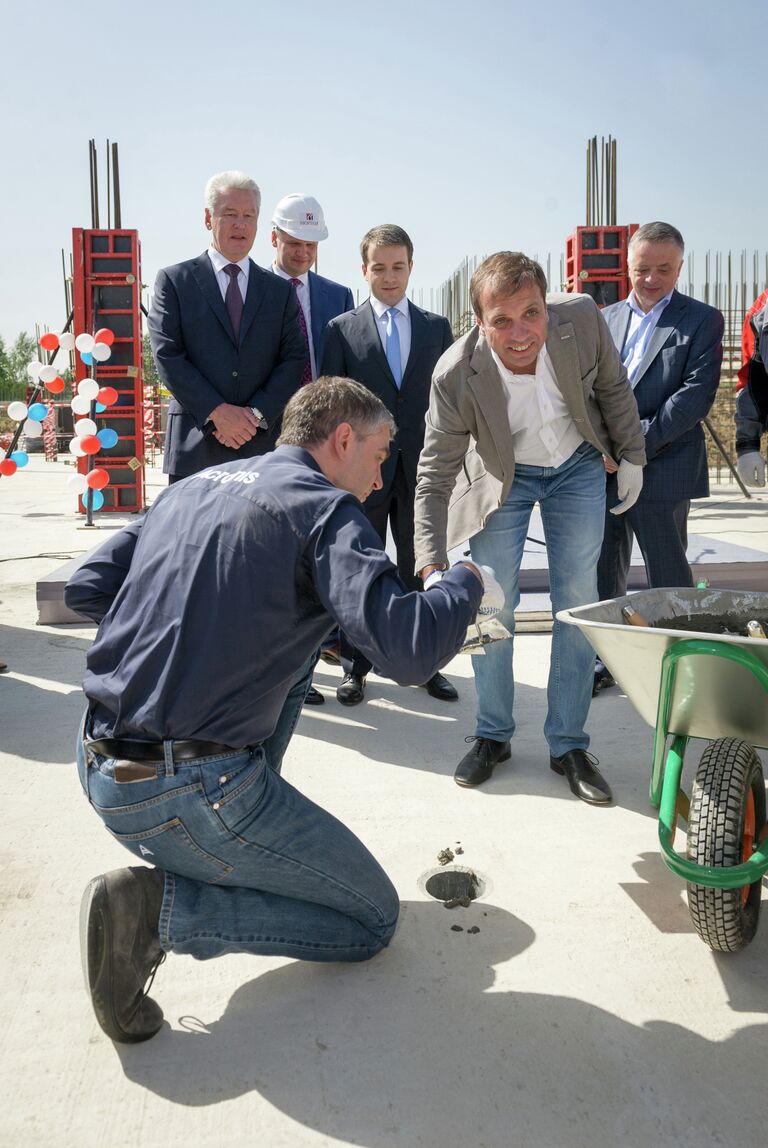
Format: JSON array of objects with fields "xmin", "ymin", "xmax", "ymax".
[
  {"xmin": 204, "ymin": 171, "xmax": 261, "ymax": 214},
  {"xmin": 629, "ymin": 221, "xmax": 685, "ymax": 254}
]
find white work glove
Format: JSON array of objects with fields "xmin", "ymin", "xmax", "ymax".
[
  {"xmin": 424, "ymin": 563, "xmax": 505, "ymax": 614},
  {"xmin": 737, "ymin": 450, "xmax": 766, "ymax": 487},
  {"xmin": 477, "ymin": 565, "xmax": 505, "ymax": 615},
  {"xmin": 610, "ymin": 459, "xmax": 644, "ymax": 515}
]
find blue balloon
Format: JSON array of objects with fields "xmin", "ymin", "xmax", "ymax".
[
  {"xmin": 88, "ymin": 488, "xmax": 105, "ymax": 511},
  {"xmin": 80, "ymin": 350, "xmax": 94, "ymax": 365},
  {"xmin": 97, "ymin": 428, "xmax": 119, "ymax": 449},
  {"xmin": 10, "ymin": 451, "xmax": 29, "ymax": 468},
  {"xmin": 95, "ymin": 402, "xmax": 106, "ymax": 413},
  {"xmin": 28, "ymin": 402, "xmax": 48, "ymax": 421}
]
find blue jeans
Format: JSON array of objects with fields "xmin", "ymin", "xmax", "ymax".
[
  {"xmin": 76, "ymin": 657, "xmax": 399, "ymax": 962},
  {"xmin": 468, "ymin": 443, "xmax": 605, "ymax": 756}
]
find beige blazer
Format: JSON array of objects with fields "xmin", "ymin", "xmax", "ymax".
[{"xmin": 413, "ymin": 294, "xmax": 646, "ymax": 572}]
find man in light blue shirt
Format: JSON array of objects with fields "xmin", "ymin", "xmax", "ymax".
[{"xmin": 595, "ymin": 221, "xmax": 724, "ymax": 691}]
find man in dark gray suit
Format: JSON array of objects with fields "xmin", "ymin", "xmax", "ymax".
[
  {"xmin": 321, "ymin": 224, "xmax": 457, "ymax": 706},
  {"xmin": 148, "ymin": 171, "xmax": 306, "ymax": 482},
  {"xmin": 595, "ymin": 221, "xmax": 723, "ymax": 692}
]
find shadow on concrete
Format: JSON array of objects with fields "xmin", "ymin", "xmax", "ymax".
[
  {"xmin": 116, "ymin": 898, "xmax": 767, "ymax": 1145},
  {"xmin": 0, "ymin": 622, "xmax": 88, "ymax": 762},
  {"xmin": 302, "ymin": 668, "xmax": 662, "ymax": 821}
]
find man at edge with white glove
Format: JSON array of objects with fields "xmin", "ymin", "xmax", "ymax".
[{"xmin": 414, "ymin": 251, "xmax": 645, "ymax": 805}]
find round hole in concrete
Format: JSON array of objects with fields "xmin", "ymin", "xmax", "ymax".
[{"xmin": 422, "ymin": 865, "xmax": 487, "ymax": 903}]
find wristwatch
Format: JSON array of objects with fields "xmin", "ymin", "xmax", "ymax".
[{"xmin": 250, "ymin": 406, "xmax": 268, "ymax": 430}]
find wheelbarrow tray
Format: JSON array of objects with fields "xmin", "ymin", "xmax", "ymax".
[{"xmin": 558, "ymin": 588, "xmax": 768, "ymax": 749}]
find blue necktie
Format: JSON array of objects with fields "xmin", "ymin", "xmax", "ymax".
[{"xmin": 385, "ymin": 307, "xmax": 402, "ymax": 388}]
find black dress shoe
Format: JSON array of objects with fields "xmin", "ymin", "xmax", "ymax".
[
  {"xmin": 454, "ymin": 737, "xmax": 511, "ymax": 787},
  {"xmin": 592, "ymin": 659, "xmax": 616, "ymax": 697},
  {"xmin": 80, "ymin": 866, "xmax": 166, "ymax": 1043},
  {"xmin": 337, "ymin": 673, "xmax": 366, "ymax": 706},
  {"xmin": 303, "ymin": 685, "xmax": 325, "ymax": 706},
  {"xmin": 422, "ymin": 672, "xmax": 459, "ymax": 701},
  {"xmin": 550, "ymin": 749, "xmax": 612, "ymax": 805},
  {"xmin": 320, "ymin": 644, "xmax": 341, "ymax": 666}
]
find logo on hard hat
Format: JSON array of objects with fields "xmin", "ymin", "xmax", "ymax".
[{"xmin": 271, "ymin": 194, "xmax": 328, "ymax": 241}]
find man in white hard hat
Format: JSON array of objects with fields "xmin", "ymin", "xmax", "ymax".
[
  {"xmin": 271, "ymin": 193, "xmax": 355, "ymax": 705},
  {"xmin": 271, "ymin": 193, "xmax": 354, "ymax": 385}
]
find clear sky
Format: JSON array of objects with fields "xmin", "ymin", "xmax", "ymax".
[{"xmin": 1, "ymin": 0, "xmax": 765, "ymax": 345}]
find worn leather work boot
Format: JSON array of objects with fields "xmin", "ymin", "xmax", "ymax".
[{"xmin": 80, "ymin": 866, "xmax": 166, "ymax": 1043}]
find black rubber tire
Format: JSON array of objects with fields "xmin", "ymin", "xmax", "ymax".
[{"xmin": 686, "ymin": 737, "xmax": 766, "ymax": 952}]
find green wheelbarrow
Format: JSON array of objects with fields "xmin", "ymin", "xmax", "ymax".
[{"xmin": 558, "ymin": 588, "xmax": 768, "ymax": 953}]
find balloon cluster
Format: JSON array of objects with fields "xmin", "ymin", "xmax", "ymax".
[{"xmin": 1, "ymin": 327, "xmax": 119, "ymax": 511}]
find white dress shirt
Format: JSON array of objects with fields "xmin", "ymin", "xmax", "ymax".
[
  {"xmin": 621, "ymin": 290, "xmax": 673, "ymax": 385},
  {"xmin": 491, "ymin": 345, "xmax": 584, "ymax": 467},
  {"xmin": 207, "ymin": 246, "xmax": 249, "ymax": 302},
  {"xmin": 273, "ymin": 264, "xmax": 317, "ymax": 379},
  {"xmin": 369, "ymin": 295, "xmax": 411, "ymax": 376}
]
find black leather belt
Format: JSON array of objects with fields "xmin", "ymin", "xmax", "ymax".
[{"xmin": 85, "ymin": 737, "xmax": 240, "ymax": 763}]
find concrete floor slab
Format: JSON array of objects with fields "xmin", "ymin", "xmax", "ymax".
[{"xmin": 1, "ymin": 457, "xmax": 768, "ymax": 1147}]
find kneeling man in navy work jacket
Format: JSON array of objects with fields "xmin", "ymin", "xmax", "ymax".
[{"xmin": 67, "ymin": 378, "xmax": 484, "ymax": 1045}]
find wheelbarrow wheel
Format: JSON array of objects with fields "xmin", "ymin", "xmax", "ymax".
[{"xmin": 686, "ymin": 737, "xmax": 766, "ymax": 952}]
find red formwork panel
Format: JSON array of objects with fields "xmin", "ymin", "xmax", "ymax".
[
  {"xmin": 71, "ymin": 227, "xmax": 145, "ymax": 512},
  {"xmin": 564, "ymin": 225, "xmax": 638, "ymax": 308}
]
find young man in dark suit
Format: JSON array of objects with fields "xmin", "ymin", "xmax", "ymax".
[
  {"xmin": 321, "ymin": 225, "xmax": 457, "ymax": 706},
  {"xmin": 148, "ymin": 171, "xmax": 306, "ymax": 483}
]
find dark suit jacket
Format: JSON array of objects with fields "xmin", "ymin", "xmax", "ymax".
[
  {"xmin": 307, "ymin": 270, "xmax": 355, "ymax": 367},
  {"xmin": 602, "ymin": 289, "xmax": 724, "ymax": 500},
  {"xmin": 148, "ymin": 252, "xmax": 306, "ymax": 477},
  {"xmin": 269, "ymin": 266, "xmax": 355, "ymax": 371},
  {"xmin": 320, "ymin": 300, "xmax": 453, "ymax": 507}
]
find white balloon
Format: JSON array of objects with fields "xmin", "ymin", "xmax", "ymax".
[
  {"xmin": 68, "ymin": 438, "xmax": 86, "ymax": 457},
  {"xmin": 77, "ymin": 378, "xmax": 100, "ymax": 401},
  {"xmin": 67, "ymin": 473, "xmax": 88, "ymax": 493},
  {"xmin": 70, "ymin": 395, "xmax": 92, "ymax": 416},
  {"xmin": 7, "ymin": 401, "xmax": 28, "ymax": 421},
  {"xmin": 39, "ymin": 365, "xmax": 59, "ymax": 384},
  {"xmin": 74, "ymin": 333, "xmax": 95, "ymax": 352},
  {"xmin": 24, "ymin": 419, "xmax": 43, "ymax": 438},
  {"xmin": 58, "ymin": 332, "xmax": 76, "ymax": 351},
  {"xmin": 26, "ymin": 360, "xmax": 44, "ymax": 380},
  {"xmin": 91, "ymin": 342, "xmax": 112, "ymax": 362},
  {"xmin": 74, "ymin": 418, "xmax": 97, "ymax": 438}
]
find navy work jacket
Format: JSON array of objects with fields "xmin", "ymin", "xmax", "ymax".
[{"xmin": 65, "ymin": 446, "xmax": 481, "ymax": 745}]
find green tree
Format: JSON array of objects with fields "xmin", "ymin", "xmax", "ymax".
[
  {"xmin": 0, "ymin": 335, "xmax": 11, "ymax": 400},
  {"xmin": 5, "ymin": 332, "xmax": 37, "ymax": 401}
]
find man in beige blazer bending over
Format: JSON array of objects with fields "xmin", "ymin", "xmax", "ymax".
[{"xmin": 414, "ymin": 252, "xmax": 645, "ymax": 805}]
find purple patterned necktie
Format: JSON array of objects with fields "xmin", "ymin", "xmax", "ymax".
[
  {"xmin": 223, "ymin": 263, "xmax": 244, "ymax": 342},
  {"xmin": 290, "ymin": 277, "xmax": 313, "ymax": 384}
]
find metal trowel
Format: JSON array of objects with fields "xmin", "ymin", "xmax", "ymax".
[{"xmin": 459, "ymin": 613, "xmax": 513, "ymax": 654}]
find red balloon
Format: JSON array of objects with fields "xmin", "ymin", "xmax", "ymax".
[
  {"xmin": 0, "ymin": 459, "xmax": 17, "ymax": 476},
  {"xmin": 86, "ymin": 467, "xmax": 110, "ymax": 489},
  {"xmin": 46, "ymin": 376, "xmax": 65, "ymax": 394},
  {"xmin": 94, "ymin": 328, "xmax": 115, "ymax": 346},
  {"xmin": 97, "ymin": 386, "xmax": 118, "ymax": 406},
  {"xmin": 80, "ymin": 435, "xmax": 101, "ymax": 455},
  {"xmin": 40, "ymin": 332, "xmax": 60, "ymax": 351}
]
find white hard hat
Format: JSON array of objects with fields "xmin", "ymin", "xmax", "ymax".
[{"xmin": 271, "ymin": 193, "xmax": 328, "ymax": 241}]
